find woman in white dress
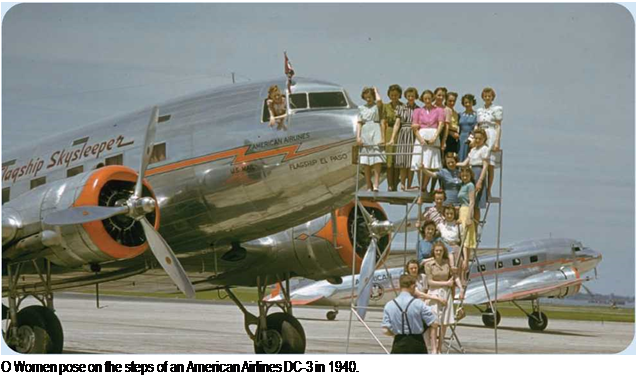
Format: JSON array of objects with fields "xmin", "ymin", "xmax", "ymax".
[
  {"xmin": 411, "ymin": 90, "xmax": 445, "ymax": 198},
  {"xmin": 476, "ymin": 87, "xmax": 503, "ymax": 199},
  {"xmin": 357, "ymin": 87, "xmax": 386, "ymax": 191},
  {"xmin": 424, "ymin": 241, "xmax": 457, "ymax": 353}
]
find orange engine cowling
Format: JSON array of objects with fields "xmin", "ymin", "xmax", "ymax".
[{"xmin": 40, "ymin": 165, "xmax": 160, "ymax": 267}]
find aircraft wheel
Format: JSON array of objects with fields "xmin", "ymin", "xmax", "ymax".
[
  {"xmin": 11, "ymin": 306, "xmax": 63, "ymax": 354},
  {"xmin": 254, "ymin": 312, "xmax": 306, "ymax": 354},
  {"xmin": 326, "ymin": 311, "xmax": 337, "ymax": 321},
  {"xmin": 528, "ymin": 311, "xmax": 548, "ymax": 331},
  {"xmin": 481, "ymin": 308, "xmax": 501, "ymax": 328}
]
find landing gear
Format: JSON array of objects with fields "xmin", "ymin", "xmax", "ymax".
[
  {"xmin": 528, "ymin": 311, "xmax": 548, "ymax": 331},
  {"xmin": 253, "ymin": 313, "xmax": 305, "ymax": 354},
  {"xmin": 4, "ymin": 260, "xmax": 64, "ymax": 354},
  {"xmin": 326, "ymin": 309, "xmax": 338, "ymax": 321},
  {"xmin": 12, "ymin": 306, "xmax": 64, "ymax": 353},
  {"xmin": 225, "ymin": 274, "xmax": 306, "ymax": 354},
  {"xmin": 481, "ymin": 306, "xmax": 501, "ymax": 328},
  {"xmin": 527, "ymin": 299, "xmax": 548, "ymax": 331},
  {"xmin": 512, "ymin": 299, "xmax": 549, "ymax": 331}
]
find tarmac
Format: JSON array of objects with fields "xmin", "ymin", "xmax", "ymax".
[{"xmin": 32, "ymin": 294, "xmax": 635, "ymax": 354}]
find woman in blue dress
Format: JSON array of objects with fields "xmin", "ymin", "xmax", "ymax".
[
  {"xmin": 457, "ymin": 94, "xmax": 478, "ymax": 162},
  {"xmin": 420, "ymin": 152, "xmax": 462, "ymax": 207}
]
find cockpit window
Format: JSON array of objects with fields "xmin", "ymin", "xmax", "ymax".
[
  {"xmin": 289, "ymin": 93, "xmax": 308, "ymax": 109},
  {"xmin": 261, "ymin": 93, "xmax": 308, "ymax": 123},
  {"xmin": 309, "ymin": 92, "xmax": 348, "ymax": 108},
  {"xmin": 261, "ymin": 91, "xmax": 349, "ymax": 122}
]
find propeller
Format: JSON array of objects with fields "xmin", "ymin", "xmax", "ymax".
[
  {"xmin": 43, "ymin": 205, "xmax": 129, "ymax": 226},
  {"xmin": 356, "ymin": 202, "xmax": 396, "ymax": 239},
  {"xmin": 355, "ymin": 238, "xmax": 377, "ymax": 320},
  {"xmin": 43, "ymin": 106, "xmax": 196, "ymax": 298}
]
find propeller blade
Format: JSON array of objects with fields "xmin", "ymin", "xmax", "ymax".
[
  {"xmin": 355, "ymin": 239, "xmax": 378, "ymax": 320},
  {"xmin": 134, "ymin": 106, "xmax": 159, "ymax": 198},
  {"xmin": 140, "ymin": 217, "xmax": 195, "ymax": 298},
  {"xmin": 43, "ymin": 206, "xmax": 128, "ymax": 226}
]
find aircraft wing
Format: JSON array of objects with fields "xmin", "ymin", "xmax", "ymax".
[
  {"xmin": 264, "ymin": 281, "xmax": 337, "ymax": 306},
  {"xmin": 462, "ymin": 268, "xmax": 585, "ymax": 305}
]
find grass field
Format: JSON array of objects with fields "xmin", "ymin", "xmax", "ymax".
[
  {"xmin": 463, "ymin": 302, "xmax": 634, "ymax": 323},
  {"xmin": 77, "ymin": 287, "xmax": 634, "ymax": 323}
]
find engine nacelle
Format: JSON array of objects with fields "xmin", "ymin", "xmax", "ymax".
[
  {"xmin": 225, "ymin": 200, "xmax": 390, "ymax": 285},
  {"xmin": 507, "ymin": 266, "xmax": 582, "ymax": 300},
  {"xmin": 2, "ymin": 166, "xmax": 159, "ymax": 267}
]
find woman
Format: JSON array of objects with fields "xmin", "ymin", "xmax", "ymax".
[
  {"xmin": 444, "ymin": 92, "xmax": 460, "ymax": 155},
  {"xmin": 458, "ymin": 94, "xmax": 478, "ymax": 162},
  {"xmin": 381, "ymin": 84, "xmax": 403, "ymax": 191},
  {"xmin": 437, "ymin": 205, "xmax": 460, "ymax": 254},
  {"xmin": 457, "ymin": 166, "xmax": 477, "ymax": 258},
  {"xmin": 476, "ymin": 87, "xmax": 503, "ymax": 199},
  {"xmin": 416, "ymin": 220, "xmax": 441, "ymax": 265},
  {"xmin": 404, "ymin": 259, "xmax": 447, "ymax": 305},
  {"xmin": 437, "ymin": 205, "xmax": 466, "ymax": 292},
  {"xmin": 433, "ymin": 87, "xmax": 447, "ymax": 109},
  {"xmin": 267, "ymin": 85, "xmax": 287, "ymax": 130},
  {"xmin": 357, "ymin": 87, "xmax": 385, "ymax": 191},
  {"xmin": 420, "ymin": 152, "xmax": 462, "ymax": 206},
  {"xmin": 431, "ymin": 87, "xmax": 448, "ymax": 193},
  {"xmin": 404, "ymin": 259, "xmax": 446, "ymax": 352},
  {"xmin": 390, "ymin": 87, "xmax": 419, "ymax": 191},
  {"xmin": 411, "ymin": 90, "xmax": 445, "ymax": 195},
  {"xmin": 458, "ymin": 128, "xmax": 489, "ymax": 214},
  {"xmin": 424, "ymin": 241, "xmax": 456, "ymax": 354}
]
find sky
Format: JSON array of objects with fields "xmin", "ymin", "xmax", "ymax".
[{"xmin": 1, "ymin": 3, "xmax": 635, "ymax": 297}]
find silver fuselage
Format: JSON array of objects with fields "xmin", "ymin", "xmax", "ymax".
[
  {"xmin": 2, "ymin": 77, "xmax": 359, "ymax": 258},
  {"xmin": 273, "ymin": 238, "xmax": 603, "ymax": 308}
]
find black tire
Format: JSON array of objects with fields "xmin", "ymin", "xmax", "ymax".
[
  {"xmin": 14, "ymin": 306, "xmax": 63, "ymax": 354},
  {"xmin": 326, "ymin": 311, "xmax": 337, "ymax": 321},
  {"xmin": 254, "ymin": 312, "xmax": 306, "ymax": 354},
  {"xmin": 481, "ymin": 308, "xmax": 501, "ymax": 328},
  {"xmin": 528, "ymin": 311, "xmax": 548, "ymax": 331}
]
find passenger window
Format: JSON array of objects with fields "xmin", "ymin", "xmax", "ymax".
[
  {"xmin": 479, "ymin": 264, "xmax": 486, "ymax": 272},
  {"xmin": 2, "ymin": 187, "xmax": 9, "ymax": 204},
  {"xmin": 530, "ymin": 255, "xmax": 538, "ymax": 263},
  {"xmin": 30, "ymin": 177, "xmax": 46, "ymax": 189},
  {"xmin": 513, "ymin": 258, "xmax": 521, "ymax": 266},
  {"xmin": 149, "ymin": 143, "xmax": 166, "ymax": 164},
  {"xmin": 67, "ymin": 166, "xmax": 84, "ymax": 177},
  {"xmin": 494, "ymin": 261, "xmax": 504, "ymax": 269},
  {"xmin": 309, "ymin": 92, "xmax": 348, "ymax": 108},
  {"xmin": 105, "ymin": 154, "xmax": 123, "ymax": 166}
]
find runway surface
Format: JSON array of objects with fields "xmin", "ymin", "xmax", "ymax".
[{"xmin": 25, "ymin": 294, "xmax": 630, "ymax": 354}]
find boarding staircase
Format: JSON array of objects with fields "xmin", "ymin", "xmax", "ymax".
[{"xmin": 346, "ymin": 143, "xmax": 504, "ymax": 354}]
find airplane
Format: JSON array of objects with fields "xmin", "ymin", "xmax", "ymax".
[
  {"xmin": 1, "ymin": 75, "xmax": 392, "ymax": 354},
  {"xmin": 264, "ymin": 238, "xmax": 602, "ymax": 332},
  {"xmin": 462, "ymin": 238, "xmax": 602, "ymax": 331},
  {"xmin": 265, "ymin": 267, "xmax": 403, "ymax": 321}
]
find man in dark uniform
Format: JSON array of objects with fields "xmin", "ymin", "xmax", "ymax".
[{"xmin": 381, "ymin": 274, "xmax": 437, "ymax": 353}]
